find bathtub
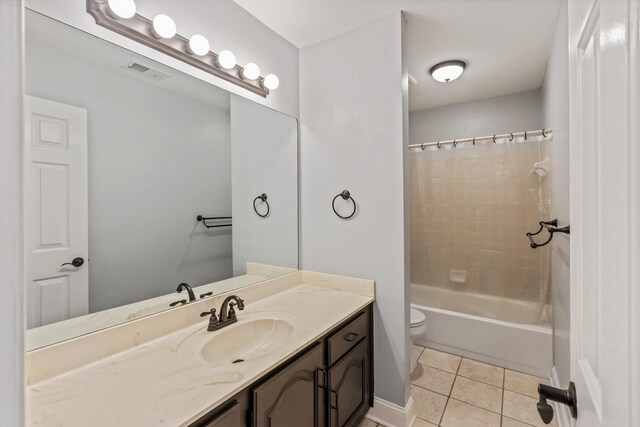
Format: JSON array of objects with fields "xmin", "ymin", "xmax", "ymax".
[{"xmin": 411, "ymin": 283, "xmax": 552, "ymax": 378}]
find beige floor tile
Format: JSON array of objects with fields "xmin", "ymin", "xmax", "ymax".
[
  {"xmin": 457, "ymin": 358, "xmax": 504, "ymax": 387},
  {"xmin": 503, "ymin": 390, "xmax": 557, "ymax": 427},
  {"xmin": 357, "ymin": 418, "xmax": 378, "ymax": 427},
  {"xmin": 450, "ymin": 376, "xmax": 503, "ymax": 413},
  {"xmin": 413, "ymin": 418, "xmax": 438, "ymax": 427},
  {"xmin": 504, "ymin": 369, "xmax": 549, "ymax": 398},
  {"xmin": 440, "ymin": 398, "xmax": 501, "ymax": 427},
  {"xmin": 411, "ymin": 385, "xmax": 448, "ymax": 425},
  {"xmin": 418, "ymin": 348, "xmax": 462, "ymax": 374},
  {"xmin": 502, "ymin": 416, "xmax": 535, "ymax": 427},
  {"xmin": 411, "ymin": 363, "xmax": 456, "ymax": 396}
]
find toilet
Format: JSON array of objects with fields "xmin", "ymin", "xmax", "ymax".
[{"xmin": 410, "ymin": 308, "xmax": 427, "ymax": 372}]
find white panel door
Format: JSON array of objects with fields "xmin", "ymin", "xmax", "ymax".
[
  {"xmin": 568, "ymin": 0, "xmax": 639, "ymax": 426},
  {"xmin": 25, "ymin": 96, "xmax": 89, "ymax": 329}
]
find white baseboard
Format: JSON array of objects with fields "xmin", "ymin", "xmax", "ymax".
[
  {"xmin": 550, "ymin": 366, "xmax": 571, "ymax": 427},
  {"xmin": 366, "ymin": 395, "xmax": 416, "ymax": 427}
]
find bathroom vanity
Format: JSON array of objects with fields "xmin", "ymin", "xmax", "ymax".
[
  {"xmin": 191, "ymin": 305, "xmax": 372, "ymax": 427},
  {"xmin": 25, "ymin": 271, "xmax": 375, "ymax": 427}
]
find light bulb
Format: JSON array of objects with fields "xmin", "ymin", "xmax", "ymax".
[
  {"xmin": 217, "ymin": 50, "xmax": 236, "ymax": 70},
  {"xmin": 429, "ymin": 60, "xmax": 466, "ymax": 83},
  {"xmin": 263, "ymin": 74, "xmax": 279, "ymax": 90},
  {"xmin": 241, "ymin": 63, "xmax": 260, "ymax": 80},
  {"xmin": 188, "ymin": 34, "xmax": 210, "ymax": 56},
  {"xmin": 107, "ymin": 0, "xmax": 136, "ymax": 19},
  {"xmin": 152, "ymin": 14, "xmax": 176, "ymax": 39}
]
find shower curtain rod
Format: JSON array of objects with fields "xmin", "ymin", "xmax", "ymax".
[{"xmin": 408, "ymin": 128, "xmax": 553, "ymax": 150}]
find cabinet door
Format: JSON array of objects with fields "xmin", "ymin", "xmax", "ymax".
[
  {"xmin": 190, "ymin": 400, "xmax": 244, "ymax": 427},
  {"xmin": 253, "ymin": 342, "xmax": 325, "ymax": 427},
  {"xmin": 328, "ymin": 339, "xmax": 370, "ymax": 427}
]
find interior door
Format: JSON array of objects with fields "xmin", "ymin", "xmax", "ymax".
[
  {"xmin": 568, "ymin": 0, "xmax": 639, "ymax": 426},
  {"xmin": 25, "ymin": 96, "xmax": 89, "ymax": 329}
]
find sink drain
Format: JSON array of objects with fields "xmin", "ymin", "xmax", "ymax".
[{"xmin": 232, "ymin": 359, "xmax": 245, "ymax": 364}]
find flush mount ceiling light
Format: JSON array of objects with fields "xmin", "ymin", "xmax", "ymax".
[
  {"xmin": 87, "ymin": 0, "xmax": 278, "ymax": 97},
  {"xmin": 429, "ymin": 60, "xmax": 466, "ymax": 83}
]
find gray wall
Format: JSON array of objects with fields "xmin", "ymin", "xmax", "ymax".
[
  {"xmin": 409, "ymin": 89, "xmax": 543, "ymax": 145},
  {"xmin": 26, "ymin": 44, "xmax": 233, "ymax": 312},
  {"xmin": 542, "ymin": 1, "xmax": 571, "ymax": 385},
  {"xmin": 230, "ymin": 94, "xmax": 298, "ymax": 275},
  {"xmin": 300, "ymin": 13, "xmax": 410, "ymax": 407}
]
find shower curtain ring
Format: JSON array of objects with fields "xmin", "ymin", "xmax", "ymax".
[
  {"xmin": 420, "ymin": 142, "xmax": 425, "ymax": 150},
  {"xmin": 437, "ymin": 141, "xmax": 441, "ymax": 149},
  {"xmin": 525, "ymin": 131, "xmax": 528, "ymax": 140},
  {"xmin": 472, "ymin": 137, "xmax": 475, "ymax": 145},
  {"xmin": 453, "ymin": 139, "xmax": 457, "ymax": 147},
  {"xmin": 509, "ymin": 133, "xmax": 514, "ymax": 141},
  {"xmin": 542, "ymin": 129, "xmax": 547, "ymax": 137},
  {"xmin": 493, "ymin": 135, "xmax": 496, "ymax": 143}
]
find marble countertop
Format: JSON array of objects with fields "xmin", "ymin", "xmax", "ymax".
[{"xmin": 26, "ymin": 275, "xmax": 374, "ymax": 426}]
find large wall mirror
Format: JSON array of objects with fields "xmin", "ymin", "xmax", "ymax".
[{"xmin": 25, "ymin": 10, "xmax": 298, "ymax": 351}]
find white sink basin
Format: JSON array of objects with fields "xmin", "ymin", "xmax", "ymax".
[{"xmin": 200, "ymin": 317, "xmax": 295, "ymax": 366}]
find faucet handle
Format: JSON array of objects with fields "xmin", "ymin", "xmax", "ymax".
[
  {"xmin": 170, "ymin": 299, "xmax": 187, "ymax": 307},
  {"xmin": 200, "ymin": 308, "xmax": 217, "ymax": 319}
]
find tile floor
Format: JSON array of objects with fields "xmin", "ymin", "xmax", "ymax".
[{"xmin": 359, "ymin": 346, "xmax": 556, "ymax": 427}]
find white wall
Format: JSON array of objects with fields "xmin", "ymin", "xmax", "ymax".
[
  {"xmin": 230, "ymin": 94, "xmax": 298, "ymax": 275},
  {"xmin": 25, "ymin": 0, "xmax": 300, "ymax": 118},
  {"xmin": 542, "ymin": 1, "xmax": 571, "ymax": 386},
  {"xmin": 0, "ymin": 1, "xmax": 25, "ymax": 425},
  {"xmin": 300, "ymin": 13, "xmax": 410, "ymax": 407},
  {"xmin": 26, "ymin": 43, "xmax": 233, "ymax": 312},
  {"xmin": 409, "ymin": 89, "xmax": 543, "ymax": 145}
]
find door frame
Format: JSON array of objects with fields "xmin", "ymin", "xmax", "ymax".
[
  {"xmin": 0, "ymin": 1, "xmax": 25, "ymax": 426},
  {"xmin": 568, "ymin": 0, "xmax": 640, "ymax": 425}
]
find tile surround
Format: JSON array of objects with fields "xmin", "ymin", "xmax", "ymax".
[
  {"xmin": 409, "ymin": 141, "xmax": 552, "ymax": 304},
  {"xmin": 406, "ymin": 346, "xmax": 552, "ymax": 427}
]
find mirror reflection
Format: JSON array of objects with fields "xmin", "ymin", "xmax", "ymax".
[{"xmin": 24, "ymin": 11, "xmax": 298, "ymax": 351}]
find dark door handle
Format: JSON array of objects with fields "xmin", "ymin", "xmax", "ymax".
[
  {"xmin": 61, "ymin": 257, "xmax": 84, "ymax": 268},
  {"xmin": 537, "ymin": 382, "xmax": 577, "ymax": 424},
  {"xmin": 344, "ymin": 332, "xmax": 359, "ymax": 342}
]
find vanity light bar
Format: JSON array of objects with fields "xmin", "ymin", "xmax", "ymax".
[{"xmin": 87, "ymin": 0, "xmax": 277, "ymax": 97}]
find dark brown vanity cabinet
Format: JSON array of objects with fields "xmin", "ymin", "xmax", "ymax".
[
  {"xmin": 253, "ymin": 342, "xmax": 326, "ymax": 427},
  {"xmin": 189, "ymin": 304, "xmax": 373, "ymax": 427}
]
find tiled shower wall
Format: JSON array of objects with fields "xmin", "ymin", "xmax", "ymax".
[{"xmin": 409, "ymin": 139, "xmax": 551, "ymax": 303}]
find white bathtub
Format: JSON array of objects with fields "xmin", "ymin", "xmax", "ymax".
[{"xmin": 411, "ymin": 283, "xmax": 552, "ymax": 377}]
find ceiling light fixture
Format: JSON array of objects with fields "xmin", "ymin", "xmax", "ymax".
[{"xmin": 429, "ymin": 60, "xmax": 466, "ymax": 83}]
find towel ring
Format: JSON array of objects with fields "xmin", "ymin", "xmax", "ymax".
[
  {"xmin": 332, "ymin": 190, "xmax": 357, "ymax": 219},
  {"xmin": 253, "ymin": 193, "xmax": 270, "ymax": 218},
  {"xmin": 509, "ymin": 133, "xmax": 514, "ymax": 141}
]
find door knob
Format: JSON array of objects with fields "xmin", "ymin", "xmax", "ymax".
[
  {"xmin": 61, "ymin": 257, "xmax": 85, "ymax": 268},
  {"xmin": 537, "ymin": 382, "xmax": 577, "ymax": 424}
]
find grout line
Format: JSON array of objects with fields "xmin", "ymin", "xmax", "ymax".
[{"xmin": 446, "ymin": 396, "xmax": 503, "ymax": 416}]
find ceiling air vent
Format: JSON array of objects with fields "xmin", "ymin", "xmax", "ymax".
[{"xmin": 121, "ymin": 62, "xmax": 170, "ymax": 81}]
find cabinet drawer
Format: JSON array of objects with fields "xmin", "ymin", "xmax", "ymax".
[{"xmin": 327, "ymin": 311, "xmax": 368, "ymax": 366}]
